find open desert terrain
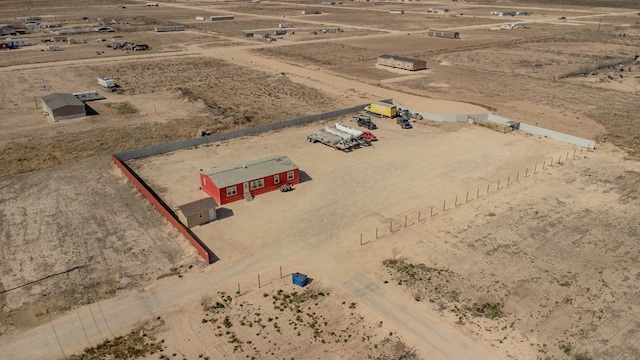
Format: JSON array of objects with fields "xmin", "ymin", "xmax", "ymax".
[{"xmin": 1, "ymin": 0, "xmax": 640, "ymax": 359}]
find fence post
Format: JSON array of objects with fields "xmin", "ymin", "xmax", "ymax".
[
  {"xmin": 430, "ymin": 206, "xmax": 434, "ymax": 217},
  {"xmin": 507, "ymin": 176, "xmax": 510, "ymax": 186},
  {"xmin": 558, "ymin": 155, "xmax": 562, "ymax": 164},
  {"xmin": 477, "ymin": 188, "xmax": 480, "ymax": 199},
  {"xmin": 405, "ymin": 215, "xmax": 408, "ymax": 227},
  {"xmin": 280, "ymin": 266, "xmax": 283, "ymax": 279},
  {"xmin": 237, "ymin": 283, "xmax": 241, "ymax": 295},
  {"xmin": 443, "ymin": 200, "xmax": 446, "ymax": 212},
  {"xmin": 466, "ymin": 191, "xmax": 469, "ymax": 203},
  {"xmin": 517, "ymin": 172, "xmax": 519, "ymax": 182},
  {"xmin": 487, "ymin": 184, "xmax": 490, "ymax": 194},
  {"xmin": 534, "ymin": 164, "xmax": 537, "ymax": 174},
  {"xmin": 258, "ymin": 274, "xmax": 261, "ymax": 288},
  {"xmin": 360, "ymin": 233, "xmax": 363, "ymax": 246},
  {"xmin": 497, "ymin": 180, "xmax": 501, "ymax": 190},
  {"xmin": 454, "ymin": 196, "xmax": 458, "ymax": 207},
  {"xmin": 550, "ymin": 158, "xmax": 553, "ymax": 167},
  {"xmin": 566, "ymin": 152, "xmax": 569, "ymax": 161},
  {"xmin": 418, "ymin": 211, "xmax": 425, "ymax": 222},
  {"xmin": 573, "ymin": 149, "xmax": 576, "ymax": 159},
  {"xmin": 525, "ymin": 168, "xmax": 528, "ymax": 177},
  {"xmin": 543, "ymin": 160, "xmax": 546, "ymax": 170}
]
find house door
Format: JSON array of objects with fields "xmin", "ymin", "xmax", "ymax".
[{"xmin": 243, "ymin": 182, "xmax": 249, "ymax": 195}]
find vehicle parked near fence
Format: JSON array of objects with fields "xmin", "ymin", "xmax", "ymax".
[
  {"xmin": 365, "ymin": 102, "xmax": 398, "ymax": 118},
  {"xmin": 354, "ymin": 114, "xmax": 377, "ymax": 129}
]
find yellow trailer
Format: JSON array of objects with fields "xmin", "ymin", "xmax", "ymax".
[{"xmin": 365, "ymin": 102, "xmax": 398, "ymax": 118}]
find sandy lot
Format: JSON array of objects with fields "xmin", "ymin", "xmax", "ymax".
[
  {"xmin": 130, "ymin": 118, "xmax": 576, "ymax": 264},
  {"xmin": 1, "ymin": 0, "xmax": 640, "ymax": 359}
]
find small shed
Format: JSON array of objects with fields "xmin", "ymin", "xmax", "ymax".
[
  {"xmin": 176, "ymin": 198, "xmax": 217, "ymax": 228},
  {"xmin": 427, "ymin": 29, "xmax": 460, "ymax": 39},
  {"xmin": 200, "ymin": 155, "xmax": 299, "ymax": 205},
  {"xmin": 41, "ymin": 93, "xmax": 86, "ymax": 122}
]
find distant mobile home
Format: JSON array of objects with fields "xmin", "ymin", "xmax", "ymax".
[
  {"xmin": 4, "ymin": 38, "xmax": 30, "ymax": 47},
  {"xmin": 427, "ymin": 29, "xmax": 460, "ymax": 39},
  {"xmin": 154, "ymin": 25, "xmax": 184, "ymax": 32},
  {"xmin": 377, "ymin": 54, "xmax": 426, "ymax": 71},
  {"xmin": 200, "ymin": 155, "xmax": 299, "ymax": 205},
  {"xmin": 210, "ymin": 15, "xmax": 234, "ymax": 21},
  {"xmin": 389, "ymin": 10, "xmax": 404, "ymax": 14}
]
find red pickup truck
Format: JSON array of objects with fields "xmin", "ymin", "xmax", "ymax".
[{"xmin": 362, "ymin": 131, "xmax": 378, "ymax": 141}]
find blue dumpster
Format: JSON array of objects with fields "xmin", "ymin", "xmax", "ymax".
[{"xmin": 292, "ymin": 273, "xmax": 307, "ymax": 287}]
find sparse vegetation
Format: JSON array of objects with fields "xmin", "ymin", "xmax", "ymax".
[
  {"xmin": 65, "ymin": 319, "xmax": 164, "ymax": 360},
  {"xmin": 105, "ymin": 102, "xmax": 139, "ymax": 115}
]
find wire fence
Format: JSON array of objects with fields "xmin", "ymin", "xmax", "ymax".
[{"xmin": 359, "ymin": 147, "xmax": 593, "ymax": 246}]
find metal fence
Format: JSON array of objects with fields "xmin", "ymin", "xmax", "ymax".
[
  {"xmin": 114, "ymin": 102, "xmax": 376, "ymax": 161},
  {"xmin": 389, "ymin": 100, "xmax": 596, "ymax": 149}
]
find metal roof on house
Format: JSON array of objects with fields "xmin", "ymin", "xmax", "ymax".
[
  {"xmin": 41, "ymin": 93, "xmax": 85, "ymax": 110},
  {"xmin": 378, "ymin": 54, "xmax": 423, "ymax": 64},
  {"xmin": 177, "ymin": 197, "xmax": 217, "ymax": 216},
  {"xmin": 205, "ymin": 155, "xmax": 298, "ymax": 188}
]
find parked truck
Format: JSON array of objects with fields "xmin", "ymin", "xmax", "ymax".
[
  {"xmin": 335, "ymin": 123, "xmax": 376, "ymax": 142},
  {"xmin": 354, "ymin": 114, "xmax": 377, "ymax": 130},
  {"xmin": 365, "ymin": 102, "xmax": 398, "ymax": 118}
]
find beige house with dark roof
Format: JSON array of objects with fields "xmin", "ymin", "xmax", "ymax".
[{"xmin": 377, "ymin": 54, "xmax": 427, "ymax": 71}]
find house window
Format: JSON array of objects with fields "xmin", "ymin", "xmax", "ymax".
[
  {"xmin": 287, "ymin": 171, "xmax": 295, "ymax": 181},
  {"xmin": 226, "ymin": 186, "xmax": 237, "ymax": 197},
  {"xmin": 274, "ymin": 174, "xmax": 280, "ymax": 184},
  {"xmin": 250, "ymin": 178, "xmax": 265, "ymax": 190},
  {"xmin": 407, "ymin": 64, "xmax": 411, "ymax": 69}
]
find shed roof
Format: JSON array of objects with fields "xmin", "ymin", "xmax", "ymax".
[
  {"xmin": 41, "ymin": 93, "xmax": 85, "ymax": 110},
  {"xmin": 177, "ymin": 197, "xmax": 217, "ymax": 216},
  {"xmin": 378, "ymin": 54, "xmax": 423, "ymax": 64},
  {"xmin": 205, "ymin": 155, "xmax": 298, "ymax": 188}
]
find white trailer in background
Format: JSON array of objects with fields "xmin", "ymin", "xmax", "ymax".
[{"xmin": 97, "ymin": 76, "xmax": 115, "ymax": 89}]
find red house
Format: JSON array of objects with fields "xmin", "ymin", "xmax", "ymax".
[{"xmin": 200, "ymin": 155, "xmax": 299, "ymax": 205}]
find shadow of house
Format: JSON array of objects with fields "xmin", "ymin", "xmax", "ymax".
[{"xmin": 299, "ymin": 170, "xmax": 313, "ymax": 184}]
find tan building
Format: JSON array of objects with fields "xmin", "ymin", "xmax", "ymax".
[
  {"xmin": 41, "ymin": 93, "xmax": 86, "ymax": 122},
  {"xmin": 377, "ymin": 54, "xmax": 427, "ymax": 71},
  {"xmin": 175, "ymin": 197, "xmax": 217, "ymax": 228}
]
